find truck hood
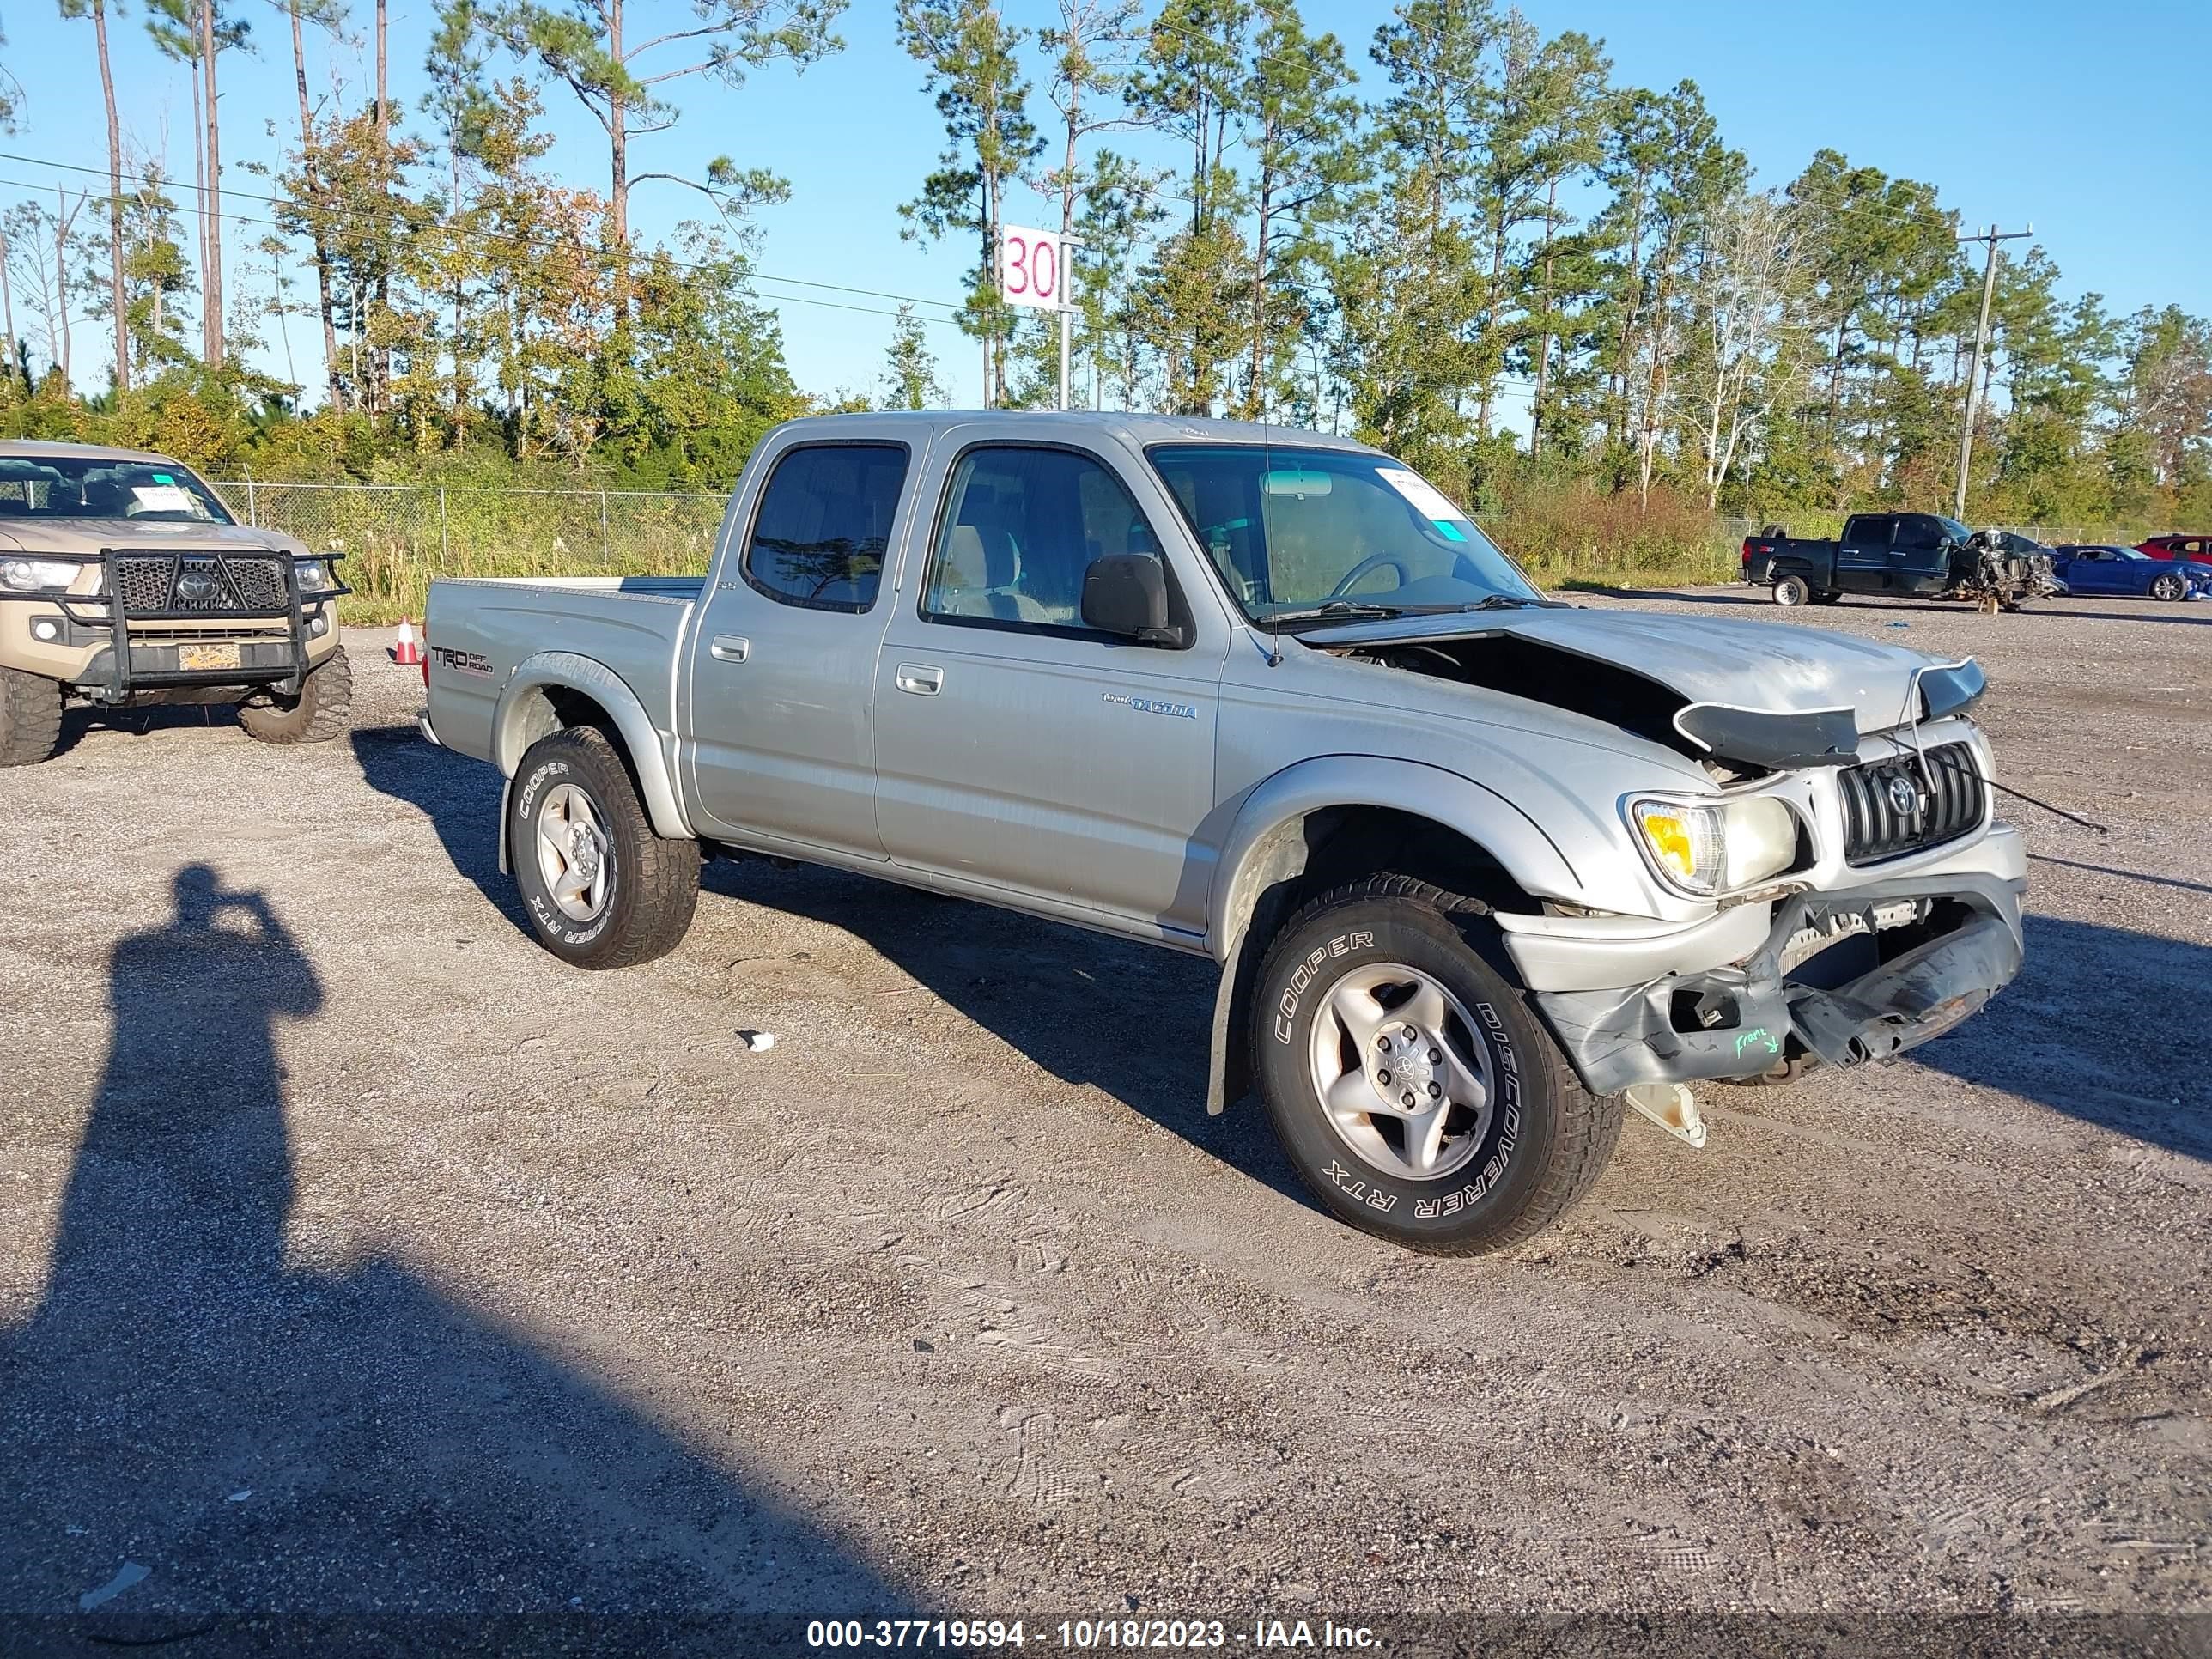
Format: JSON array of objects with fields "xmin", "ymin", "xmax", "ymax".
[
  {"xmin": 1301, "ymin": 606, "xmax": 1984, "ymax": 769},
  {"xmin": 0, "ymin": 519, "xmax": 309, "ymax": 556}
]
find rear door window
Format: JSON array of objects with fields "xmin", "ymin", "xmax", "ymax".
[{"xmin": 741, "ymin": 443, "xmax": 909, "ymax": 613}]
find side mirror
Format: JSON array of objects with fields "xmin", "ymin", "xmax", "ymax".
[{"xmin": 1082, "ymin": 553, "xmax": 1186, "ymax": 647}]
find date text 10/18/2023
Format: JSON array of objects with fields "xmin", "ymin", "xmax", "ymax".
[{"xmin": 805, "ymin": 1620, "xmax": 1381, "ymax": 1650}]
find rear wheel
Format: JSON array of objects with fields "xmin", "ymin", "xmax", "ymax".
[
  {"xmin": 1770, "ymin": 573, "xmax": 1811, "ymax": 607},
  {"xmin": 2149, "ymin": 571, "xmax": 2186, "ymax": 602},
  {"xmin": 1250, "ymin": 875, "xmax": 1621, "ymax": 1255},
  {"xmin": 0, "ymin": 664, "xmax": 63, "ymax": 767},
  {"xmin": 239, "ymin": 645, "xmax": 353, "ymax": 744},
  {"xmin": 508, "ymin": 726, "xmax": 700, "ymax": 969}
]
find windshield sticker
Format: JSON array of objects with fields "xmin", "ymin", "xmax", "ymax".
[
  {"xmin": 130, "ymin": 484, "xmax": 194, "ymax": 514},
  {"xmin": 150, "ymin": 472, "xmax": 175, "ymax": 483},
  {"xmin": 1376, "ymin": 466, "xmax": 1470, "ymax": 527}
]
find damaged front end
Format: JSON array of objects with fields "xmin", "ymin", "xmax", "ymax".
[{"xmin": 1526, "ymin": 868, "xmax": 2024, "ymax": 1097}]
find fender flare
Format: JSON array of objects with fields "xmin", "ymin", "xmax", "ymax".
[
  {"xmin": 494, "ymin": 650, "xmax": 691, "ymax": 841},
  {"xmin": 1201, "ymin": 756, "xmax": 1588, "ymax": 1115}
]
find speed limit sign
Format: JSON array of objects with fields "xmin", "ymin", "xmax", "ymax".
[{"xmin": 998, "ymin": 224, "xmax": 1068, "ymax": 311}]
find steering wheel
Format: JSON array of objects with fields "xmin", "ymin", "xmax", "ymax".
[{"xmin": 1327, "ymin": 554, "xmax": 1413, "ymax": 600}]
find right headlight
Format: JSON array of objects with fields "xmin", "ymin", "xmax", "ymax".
[
  {"xmin": 0, "ymin": 556, "xmax": 83, "ymax": 592},
  {"xmin": 1629, "ymin": 795, "xmax": 1799, "ymax": 896}
]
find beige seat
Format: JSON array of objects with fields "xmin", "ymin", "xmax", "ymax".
[{"xmin": 933, "ymin": 522, "xmax": 1053, "ymax": 623}]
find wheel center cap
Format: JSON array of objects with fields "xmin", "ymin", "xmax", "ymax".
[
  {"xmin": 1391, "ymin": 1047, "xmax": 1436, "ymax": 1091},
  {"xmin": 569, "ymin": 829, "xmax": 599, "ymax": 878}
]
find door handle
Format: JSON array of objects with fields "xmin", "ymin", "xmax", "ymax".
[
  {"xmin": 895, "ymin": 663, "xmax": 943, "ymax": 696},
  {"xmin": 709, "ymin": 635, "xmax": 750, "ymax": 663}
]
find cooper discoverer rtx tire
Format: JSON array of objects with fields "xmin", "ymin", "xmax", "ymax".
[
  {"xmin": 239, "ymin": 645, "xmax": 354, "ymax": 744},
  {"xmin": 1251, "ymin": 874, "xmax": 1622, "ymax": 1255},
  {"xmin": 0, "ymin": 664, "xmax": 64, "ymax": 767},
  {"xmin": 508, "ymin": 726, "xmax": 700, "ymax": 969}
]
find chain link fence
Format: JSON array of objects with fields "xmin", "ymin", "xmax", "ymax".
[{"xmin": 214, "ymin": 481, "xmax": 730, "ymax": 621}]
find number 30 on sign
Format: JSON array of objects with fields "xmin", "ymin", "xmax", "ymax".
[{"xmin": 998, "ymin": 224, "xmax": 1067, "ymax": 310}]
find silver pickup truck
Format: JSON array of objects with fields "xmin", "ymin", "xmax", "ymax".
[{"xmin": 421, "ymin": 413, "xmax": 2026, "ymax": 1254}]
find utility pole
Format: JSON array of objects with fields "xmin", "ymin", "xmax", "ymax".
[{"xmin": 1953, "ymin": 222, "xmax": 2031, "ymax": 520}]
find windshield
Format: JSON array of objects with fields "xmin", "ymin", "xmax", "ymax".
[
  {"xmin": 0, "ymin": 456, "xmax": 235, "ymax": 524},
  {"xmin": 1146, "ymin": 444, "xmax": 1542, "ymax": 622},
  {"xmin": 1936, "ymin": 516, "xmax": 1972, "ymax": 544}
]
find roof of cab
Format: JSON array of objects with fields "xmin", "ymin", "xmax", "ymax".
[
  {"xmin": 769, "ymin": 410, "xmax": 1389, "ymax": 454},
  {"xmin": 0, "ymin": 438, "xmax": 185, "ymax": 465}
]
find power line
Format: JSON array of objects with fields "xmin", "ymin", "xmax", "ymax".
[{"xmin": 0, "ymin": 145, "xmax": 973, "ymax": 323}]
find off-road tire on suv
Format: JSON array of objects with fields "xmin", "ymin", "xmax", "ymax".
[
  {"xmin": 239, "ymin": 645, "xmax": 354, "ymax": 745},
  {"xmin": 1770, "ymin": 573, "xmax": 1812, "ymax": 607},
  {"xmin": 1252, "ymin": 875, "xmax": 1622, "ymax": 1255},
  {"xmin": 2149, "ymin": 571, "xmax": 2187, "ymax": 602},
  {"xmin": 509, "ymin": 726, "xmax": 700, "ymax": 970},
  {"xmin": 0, "ymin": 663, "xmax": 64, "ymax": 767}
]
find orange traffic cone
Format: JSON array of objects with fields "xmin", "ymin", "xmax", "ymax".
[{"xmin": 392, "ymin": 619, "xmax": 424, "ymax": 666}]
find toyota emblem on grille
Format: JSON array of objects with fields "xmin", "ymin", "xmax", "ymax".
[
  {"xmin": 176, "ymin": 570, "xmax": 222, "ymax": 603},
  {"xmin": 1886, "ymin": 773, "xmax": 1923, "ymax": 817}
]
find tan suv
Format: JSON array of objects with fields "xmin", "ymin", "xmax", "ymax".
[{"xmin": 0, "ymin": 441, "xmax": 350, "ymax": 767}]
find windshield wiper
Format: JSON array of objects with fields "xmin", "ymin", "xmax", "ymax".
[{"xmin": 1260, "ymin": 599, "xmax": 1404, "ymax": 630}]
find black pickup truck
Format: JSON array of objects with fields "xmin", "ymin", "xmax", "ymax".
[{"xmin": 1741, "ymin": 513, "xmax": 2058, "ymax": 611}]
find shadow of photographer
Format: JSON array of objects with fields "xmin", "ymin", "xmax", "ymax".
[{"xmin": 0, "ymin": 864, "xmax": 904, "ymax": 1650}]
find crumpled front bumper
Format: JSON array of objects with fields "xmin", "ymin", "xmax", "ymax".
[{"xmin": 1525, "ymin": 867, "xmax": 2026, "ymax": 1097}]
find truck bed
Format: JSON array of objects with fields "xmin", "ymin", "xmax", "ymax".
[{"xmin": 423, "ymin": 575, "xmax": 703, "ymax": 769}]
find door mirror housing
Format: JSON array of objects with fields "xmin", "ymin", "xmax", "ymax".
[{"xmin": 1082, "ymin": 553, "xmax": 1186, "ymax": 647}]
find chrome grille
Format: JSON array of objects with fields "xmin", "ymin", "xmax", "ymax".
[
  {"xmin": 112, "ymin": 553, "xmax": 290, "ymax": 616},
  {"xmin": 1838, "ymin": 742, "xmax": 1985, "ymax": 865}
]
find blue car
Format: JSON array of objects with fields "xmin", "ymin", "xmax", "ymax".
[{"xmin": 2051, "ymin": 544, "xmax": 2212, "ymax": 601}]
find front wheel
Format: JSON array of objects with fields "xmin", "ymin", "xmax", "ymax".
[
  {"xmin": 0, "ymin": 665, "xmax": 64, "ymax": 767},
  {"xmin": 1250, "ymin": 875, "xmax": 1622, "ymax": 1255},
  {"xmin": 240, "ymin": 645, "xmax": 353, "ymax": 744},
  {"xmin": 508, "ymin": 726, "xmax": 700, "ymax": 969},
  {"xmin": 1770, "ymin": 573, "xmax": 1811, "ymax": 607},
  {"xmin": 1808, "ymin": 587, "xmax": 1842, "ymax": 605},
  {"xmin": 2149, "ymin": 572, "xmax": 2186, "ymax": 602}
]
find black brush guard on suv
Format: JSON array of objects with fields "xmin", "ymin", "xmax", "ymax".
[{"xmin": 20, "ymin": 546, "xmax": 348, "ymax": 701}]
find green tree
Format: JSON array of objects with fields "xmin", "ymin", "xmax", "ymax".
[
  {"xmin": 879, "ymin": 301, "xmax": 947, "ymax": 409},
  {"xmin": 897, "ymin": 0, "xmax": 1042, "ymax": 406},
  {"xmin": 58, "ymin": 0, "xmax": 132, "ymax": 391},
  {"xmin": 1235, "ymin": 0, "xmax": 1359, "ymax": 418},
  {"xmin": 484, "ymin": 0, "xmax": 843, "ymax": 300}
]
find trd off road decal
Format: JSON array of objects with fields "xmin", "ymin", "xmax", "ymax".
[
  {"xmin": 430, "ymin": 644, "xmax": 493, "ymax": 678},
  {"xmin": 1271, "ymin": 930, "xmax": 1376, "ymax": 1043},
  {"xmin": 1413, "ymin": 1001, "xmax": 1521, "ymax": 1220}
]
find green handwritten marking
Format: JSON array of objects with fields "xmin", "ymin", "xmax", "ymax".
[{"xmin": 1734, "ymin": 1027, "xmax": 1779, "ymax": 1059}]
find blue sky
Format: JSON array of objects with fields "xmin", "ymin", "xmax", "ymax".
[{"xmin": 3, "ymin": 0, "xmax": 2204, "ymax": 409}]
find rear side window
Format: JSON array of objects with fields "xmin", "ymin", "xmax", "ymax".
[
  {"xmin": 742, "ymin": 443, "xmax": 908, "ymax": 612},
  {"xmin": 1848, "ymin": 516, "xmax": 1894, "ymax": 546}
]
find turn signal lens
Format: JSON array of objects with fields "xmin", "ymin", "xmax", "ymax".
[
  {"xmin": 1632, "ymin": 801, "xmax": 1723, "ymax": 894},
  {"xmin": 1630, "ymin": 796, "xmax": 1800, "ymax": 896}
]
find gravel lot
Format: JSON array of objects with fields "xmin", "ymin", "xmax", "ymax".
[{"xmin": 1, "ymin": 587, "xmax": 2205, "ymax": 1650}]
